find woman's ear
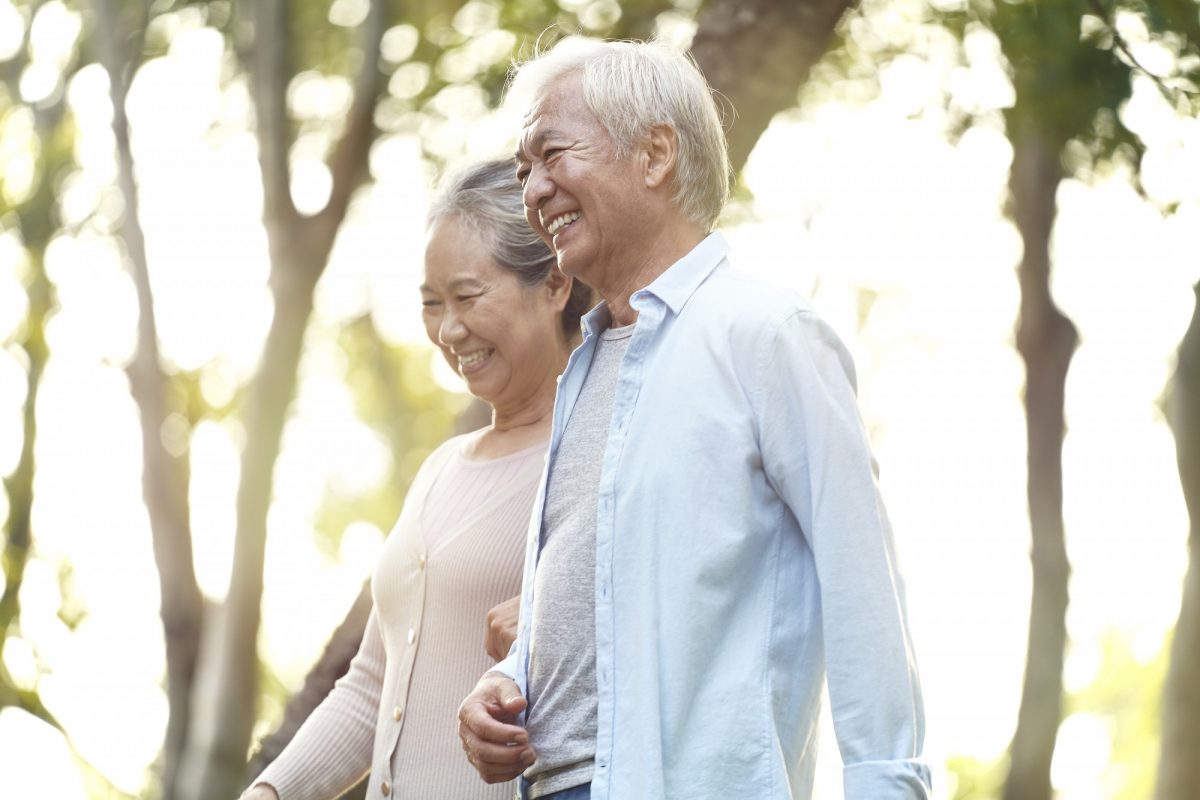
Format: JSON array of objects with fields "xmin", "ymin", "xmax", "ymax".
[
  {"xmin": 545, "ymin": 267, "xmax": 572, "ymax": 311},
  {"xmin": 642, "ymin": 124, "xmax": 678, "ymax": 190}
]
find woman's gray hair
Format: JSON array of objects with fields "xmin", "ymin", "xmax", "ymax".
[
  {"xmin": 428, "ymin": 158, "xmax": 592, "ymax": 335},
  {"xmin": 506, "ymin": 36, "xmax": 730, "ymax": 230}
]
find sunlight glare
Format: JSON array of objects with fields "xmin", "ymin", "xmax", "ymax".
[
  {"xmin": 2, "ymin": 634, "xmax": 38, "ymax": 690},
  {"xmin": 328, "ymin": 0, "xmax": 369, "ymax": 28},
  {"xmin": 1, "ymin": 106, "xmax": 38, "ymax": 204},
  {"xmin": 1051, "ymin": 713, "xmax": 1113, "ymax": 797},
  {"xmin": 42, "ymin": 232, "xmax": 139, "ymax": 365},
  {"xmin": 190, "ymin": 419, "xmax": 241, "ymax": 599},
  {"xmin": 0, "ymin": 1, "xmax": 23, "ymax": 62},
  {"xmin": 339, "ymin": 520, "xmax": 385, "ymax": 578},
  {"xmin": 381, "ymin": 24, "xmax": 419, "ymax": 64},
  {"xmin": 288, "ymin": 71, "xmax": 353, "ymax": 120},
  {"xmin": 453, "ymin": 0, "xmax": 500, "ymax": 36},
  {"xmin": 29, "ymin": 1, "xmax": 80, "ymax": 69},
  {"xmin": 0, "ymin": 255, "xmax": 28, "ymax": 345},
  {"xmin": 1063, "ymin": 638, "xmax": 1105, "ymax": 693},
  {"xmin": 0, "ymin": 708, "xmax": 87, "ymax": 800},
  {"xmin": 1121, "ymin": 75, "xmax": 1181, "ymax": 148}
]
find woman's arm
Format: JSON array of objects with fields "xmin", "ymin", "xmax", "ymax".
[{"xmin": 245, "ymin": 608, "xmax": 387, "ymax": 800}]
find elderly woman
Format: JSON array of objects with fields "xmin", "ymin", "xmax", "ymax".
[{"xmin": 240, "ymin": 158, "xmax": 590, "ymax": 800}]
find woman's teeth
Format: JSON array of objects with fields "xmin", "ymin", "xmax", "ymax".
[{"xmin": 458, "ymin": 349, "xmax": 492, "ymax": 369}]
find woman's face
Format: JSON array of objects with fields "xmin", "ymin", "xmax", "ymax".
[{"xmin": 420, "ymin": 215, "xmax": 568, "ymax": 411}]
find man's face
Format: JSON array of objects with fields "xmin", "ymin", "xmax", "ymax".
[{"xmin": 516, "ymin": 74, "xmax": 649, "ymax": 289}]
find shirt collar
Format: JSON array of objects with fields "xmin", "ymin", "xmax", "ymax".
[
  {"xmin": 632, "ymin": 231, "xmax": 728, "ymax": 316},
  {"xmin": 579, "ymin": 231, "xmax": 729, "ymax": 337}
]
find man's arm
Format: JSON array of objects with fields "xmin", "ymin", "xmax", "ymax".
[
  {"xmin": 457, "ymin": 671, "xmax": 537, "ymax": 783},
  {"xmin": 757, "ymin": 309, "xmax": 931, "ymax": 798},
  {"xmin": 484, "ymin": 595, "xmax": 520, "ymax": 662}
]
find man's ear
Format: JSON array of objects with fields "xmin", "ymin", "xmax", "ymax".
[
  {"xmin": 544, "ymin": 267, "xmax": 572, "ymax": 311},
  {"xmin": 642, "ymin": 124, "xmax": 678, "ymax": 190}
]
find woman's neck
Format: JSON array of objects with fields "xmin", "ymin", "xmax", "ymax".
[{"xmin": 467, "ymin": 361, "xmax": 562, "ymax": 460}]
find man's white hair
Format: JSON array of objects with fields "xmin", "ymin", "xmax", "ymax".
[{"xmin": 507, "ymin": 36, "xmax": 730, "ymax": 230}]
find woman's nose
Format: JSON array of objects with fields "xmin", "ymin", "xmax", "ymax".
[{"xmin": 439, "ymin": 308, "xmax": 466, "ymax": 345}]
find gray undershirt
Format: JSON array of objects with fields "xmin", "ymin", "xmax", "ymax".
[{"xmin": 524, "ymin": 322, "xmax": 633, "ymax": 797}]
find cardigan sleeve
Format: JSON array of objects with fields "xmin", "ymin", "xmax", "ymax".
[{"xmin": 249, "ymin": 608, "xmax": 386, "ymax": 800}]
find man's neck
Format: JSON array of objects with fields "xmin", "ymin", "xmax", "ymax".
[{"xmin": 600, "ymin": 225, "xmax": 707, "ymax": 327}]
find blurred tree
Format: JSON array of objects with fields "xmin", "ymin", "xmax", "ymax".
[
  {"xmin": 931, "ymin": 1, "xmax": 1199, "ymax": 796},
  {"xmin": 1164, "ymin": 279, "xmax": 1200, "ymax": 797},
  {"xmin": 168, "ymin": 0, "xmax": 392, "ymax": 795},
  {"xmin": 91, "ymin": 1, "xmax": 204, "ymax": 797},
  {"xmin": 947, "ymin": 631, "xmax": 1171, "ymax": 799},
  {"xmin": 1142, "ymin": 14, "xmax": 1200, "ymax": 798},
  {"xmin": 0, "ymin": 60, "xmax": 65, "ymax": 737},
  {"xmin": 0, "ymin": 4, "xmax": 137, "ymax": 797}
]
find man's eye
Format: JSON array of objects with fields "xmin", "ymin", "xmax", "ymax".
[
  {"xmin": 457, "ymin": 293, "xmax": 480, "ymax": 303},
  {"xmin": 516, "ymin": 167, "xmax": 529, "ymax": 185},
  {"xmin": 422, "ymin": 299, "xmax": 442, "ymax": 308}
]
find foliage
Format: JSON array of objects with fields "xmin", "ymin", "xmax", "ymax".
[{"xmin": 945, "ymin": 631, "xmax": 1171, "ymax": 800}]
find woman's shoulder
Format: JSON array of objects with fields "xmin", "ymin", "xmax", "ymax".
[{"xmin": 407, "ymin": 430, "xmax": 476, "ymax": 489}]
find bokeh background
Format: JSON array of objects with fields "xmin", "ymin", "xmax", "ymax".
[{"xmin": 1, "ymin": 0, "xmax": 1199, "ymax": 798}]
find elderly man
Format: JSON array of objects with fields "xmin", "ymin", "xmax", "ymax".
[{"xmin": 458, "ymin": 38, "xmax": 930, "ymax": 800}]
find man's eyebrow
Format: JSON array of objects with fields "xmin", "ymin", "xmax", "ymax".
[{"xmin": 515, "ymin": 128, "xmax": 563, "ymax": 162}]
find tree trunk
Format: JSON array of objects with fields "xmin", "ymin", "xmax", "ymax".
[
  {"xmin": 691, "ymin": 0, "xmax": 856, "ymax": 174},
  {"xmin": 1157, "ymin": 283, "xmax": 1200, "ymax": 799},
  {"xmin": 93, "ymin": 5, "xmax": 205, "ymax": 797},
  {"xmin": 181, "ymin": 0, "xmax": 387, "ymax": 795},
  {"xmin": 1003, "ymin": 123, "xmax": 1077, "ymax": 800},
  {"xmin": 243, "ymin": 0, "xmax": 861, "ymax": 771}
]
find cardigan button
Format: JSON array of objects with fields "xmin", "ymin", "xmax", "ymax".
[
  {"xmin": 381, "ymin": 781, "xmax": 391, "ymax": 796},
  {"xmin": 419, "ymin": 554, "xmax": 426, "ymax": 569},
  {"xmin": 393, "ymin": 706, "xmax": 402, "ymax": 721},
  {"xmin": 407, "ymin": 627, "xmax": 416, "ymax": 644}
]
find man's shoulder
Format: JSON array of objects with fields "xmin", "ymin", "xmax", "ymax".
[{"xmin": 688, "ymin": 262, "xmax": 815, "ymax": 327}]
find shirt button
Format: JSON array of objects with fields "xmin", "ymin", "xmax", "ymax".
[
  {"xmin": 407, "ymin": 627, "xmax": 416, "ymax": 644},
  {"xmin": 381, "ymin": 781, "xmax": 391, "ymax": 796},
  {"xmin": 393, "ymin": 706, "xmax": 402, "ymax": 721}
]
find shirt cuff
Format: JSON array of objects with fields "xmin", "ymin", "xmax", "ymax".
[
  {"xmin": 843, "ymin": 758, "xmax": 932, "ymax": 799},
  {"xmin": 490, "ymin": 652, "xmax": 519, "ymax": 681}
]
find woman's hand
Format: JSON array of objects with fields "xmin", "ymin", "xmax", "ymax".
[
  {"xmin": 484, "ymin": 595, "xmax": 520, "ymax": 661},
  {"xmin": 240, "ymin": 784, "xmax": 280, "ymax": 800}
]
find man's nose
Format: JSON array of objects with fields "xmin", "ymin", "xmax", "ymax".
[{"xmin": 522, "ymin": 163, "xmax": 552, "ymax": 213}]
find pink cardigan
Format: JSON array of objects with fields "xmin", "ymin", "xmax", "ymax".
[{"xmin": 253, "ymin": 433, "xmax": 545, "ymax": 799}]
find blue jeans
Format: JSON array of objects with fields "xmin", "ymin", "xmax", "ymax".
[{"xmin": 539, "ymin": 783, "xmax": 591, "ymax": 800}]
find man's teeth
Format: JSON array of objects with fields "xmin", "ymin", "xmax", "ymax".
[
  {"xmin": 546, "ymin": 212, "xmax": 580, "ymax": 236},
  {"xmin": 458, "ymin": 350, "xmax": 492, "ymax": 368}
]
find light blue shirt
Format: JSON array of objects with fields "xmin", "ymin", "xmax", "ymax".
[{"xmin": 496, "ymin": 232, "xmax": 930, "ymax": 799}]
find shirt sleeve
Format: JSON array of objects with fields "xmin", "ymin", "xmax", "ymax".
[
  {"xmin": 755, "ymin": 309, "xmax": 931, "ymax": 799},
  {"xmin": 250, "ymin": 607, "xmax": 386, "ymax": 800}
]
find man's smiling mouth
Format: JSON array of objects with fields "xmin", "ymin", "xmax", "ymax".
[{"xmin": 546, "ymin": 211, "xmax": 580, "ymax": 236}]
